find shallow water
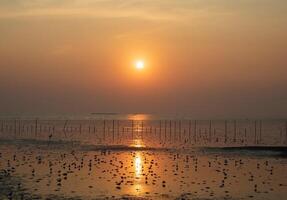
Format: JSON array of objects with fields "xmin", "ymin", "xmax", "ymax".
[
  {"xmin": 1, "ymin": 118, "xmax": 287, "ymax": 148},
  {"xmin": 0, "ymin": 117, "xmax": 286, "ymax": 199},
  {"xmin": 0, "ymin": 140, "xmax": 286, "ymax": 200}
]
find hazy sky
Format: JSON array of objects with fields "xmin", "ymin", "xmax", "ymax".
[{"xmin": 0, "ymin": 0, "xmax": 287, "ymax": 118}]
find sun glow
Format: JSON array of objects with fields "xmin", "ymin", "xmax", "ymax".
[{"xmin": 135, "ymin": 60, "xmax": 145, "ymax": 70}]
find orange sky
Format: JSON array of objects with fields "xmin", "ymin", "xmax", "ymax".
[{"xmin": 0, "ymin": 0, "xmax": 287, "ymax": 118}]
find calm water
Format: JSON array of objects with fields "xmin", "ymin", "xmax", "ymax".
[
  {"xmin": 0, "ymin": 142, "xmax": 287, "ymax": 200},
  {"xmin": 0, "ymin": 114, "xmax": 286, "ymax": 199},
  {"xmin": 0, "ymin": 114, "xmax": 286, "ymax": 147}
]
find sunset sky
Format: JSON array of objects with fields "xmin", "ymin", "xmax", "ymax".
[{"xmin": 0, "ymin": 0, "xmax": 287, "ymax": 118}]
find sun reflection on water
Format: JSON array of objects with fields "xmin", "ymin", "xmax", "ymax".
[
  {"xmin": 131, "ymin": 139, "xmax": 146, "ymax": 148},
  {"xmin": 127, "ymin": 114, "xmax": 150, "ymax": 121},
  {"xmin": 133, "ymin": 152, "xmax": 144, "ymax": 194},
  {"xmin": 135, "ymin": 154, "xmax": 142, "ymax": 177}
]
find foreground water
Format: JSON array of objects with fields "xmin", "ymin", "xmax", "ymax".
[
  {"xmin": 0, "ymin": 116, "xmax": 287, "ymax": 199},
  {"xmin": 0, "ymin": 139, "xmax": 287, "ymax": 200}
]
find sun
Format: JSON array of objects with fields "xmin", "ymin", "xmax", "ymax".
[{"xmin": 135, "ymin": 60, "xmax": 145, "ymax": 70}]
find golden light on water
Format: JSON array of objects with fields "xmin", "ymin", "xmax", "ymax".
[
  {"xmin": 131, "ymin": 139, "xmax": 146, "ymax": 148},
  {"xmin": 127, "ymin": 114, "xmax": 148, "ymax": 148},
  {"xmin": 128, "ymin": 114, "xmax": 150, "ymax": 121},
  {"xmin": 134, "ymin": 152, "xmax": 142, "ymax": 177},
  {"xmin": 133, "ymin": 152, "xmax": 144, "ymax": 194}
]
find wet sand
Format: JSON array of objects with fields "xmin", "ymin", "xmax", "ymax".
[{"xmin": 0, "ymin": 140, "xmax": 286, "ymax": 200}]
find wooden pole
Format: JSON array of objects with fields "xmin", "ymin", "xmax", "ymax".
[
  {"xmin": 259, "ymin": 120, "xmax": 262, "ymax": 144},
  {"xmin": 224, "ymin": 120, "xmax": 227, "ymax": 144},
  {"xmin": 18, "ymin": 120, "xmax": 21, "ymax": 138},
  {"xmin": 1, "ymin": 120, "xmax": 3, "ymax": 133},
  {"xmin": 169, "ymin": 120, "xmax": 172, "ymax": 142},
  {"xmin": 117, "ymin": 120, "xmax": 120, "ymax": 142},
  {"xmin": 14, "ymin": 119, "xmax": 17, "ymax": 138},
  {"xmin": 254, "ymin": 120, "xmax": 257, "ymax": 145},
  {"xmin": 103, "ymin": 120, "xmax": 106, "ymax": 142},
  {"xmin": 131, "ymin": 120, "xmax": 134, "ymax": 140},
  {"xmin": 179, "ymin": 120, "xmax": 182, "ymax": 142},
  {"xmin": 35, "ymin": 119, "xmax": 38, "ymax": 138},
  {"xmin": 194, "ymin": 120, "xmax": 197, "ymax": 144},
  {"xmin": 112, "ymin": 120, "xmax": 115, "ymax": 143},
  {"xmin": 159, "ymin": 120, "xmax": 162, "ymax": 142},
  {"xmin": 164, "ymin": 120, "xmax": 167, "ymax": 142},
  {"xmin": 94, "ymin": 122, "xmax": 96, "ymax": 133},
  {"xmin": 234, "ymin": 120, "xmax": 236, "ymax": 142},
  {"xmin": 244, "ymin": 128, "xmax": 247, "ymax": 144},
  {"xmin": 209, "ymin": 120, "xmax": 212, "ymax": 143},
  {"xmin": 174, "ymin": 121, "xmax": 177, "ymax": 142},
  {"xmin": 189, "ymin": 120, "xmax": 191, "ymax": 143},
  {"xmin": 142, "ymin": 120, "xmax": 144, "ymax": 140}
]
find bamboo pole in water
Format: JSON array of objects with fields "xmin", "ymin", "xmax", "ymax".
[
  {"xmin": 117, "ymin": 120, "xmax": 120, "ymax": 143},
  {"xmin": 2, "ymin": 118, "xmax": 285, "ymax": 147},
  {"xmin": 244, "ymin": 128, "xmax": 247, "ymax": 144},
  {"xmin": 14, "ymin": 119, "xmax": 17, "ymax": 138},
  {"xmin": 169, "ymin": 120, "xmax": 172, "ymax": 142},
  {"xmin": 0, "ymin": 120, "xmax": 3, "ymax": 133},
  {"xmin": 164, "ymin": 120, "xmax": 167, "ymax": 142},
  {"xmin": 254, "ymin": 120, "xmax": 257, "ymax": 145},
  {"xmin": 179, "ymin": 120, "xmax": 182, "ymax": 142},
  {"xmin": 103, "ymin": 120, "xmax": 106, "ymax": 142},
  {"xmin": 18, "ymin": 120, "xmax": 21, "ymax": 137},
  {"xmin": 224, "ymin": 120, "xmax": 227, "ymax": 144},
  {"xmin": 259, "ymin": 120, "xmax": 262, "ymax": 144},
  {"xmin": 194, "ymin": 120, "xmax": 197, "ymax": 144},
  {"xmin": 174, "ymin": 121, "xmax": 177, "ymax": 142},
  {"xmin": 112, "ymin": 120, "xmax": 115, "ymax": 143},
  {"xmin": 159, "ymin": 120, "xmax": 162, "ymax": 142},
  {"xmin": 131, "ymin": 120, "xmax": 134, "ymax": 140},
  {"xmin": 234, "ymin": 120, "xmax": 237, "ymax": 143},
  {"xmin": 93, "ymin": 121, "xmax": 96, "ymax": 134},
  {"xmin": 209, "ymin": 120, "xmax": 212, "ymax": 143},
  {"xmin": 188, "ymin": 120, "xmax": 191, "ymax": 143},
  {"xmin": 141, "ymin": 120, "xmax": 144, "ymax": 141},
  {"xmin": 35, "ymin": 119, "xmax": 38, "ymax": 138}
]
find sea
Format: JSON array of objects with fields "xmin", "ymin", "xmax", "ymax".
[{"xmin": 0, "ymin": 113, "xmax": 286, "ymax": 199}]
